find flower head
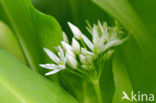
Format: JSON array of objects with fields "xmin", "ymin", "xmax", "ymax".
[
  {"xmin": 40, "ymin": 46, "xmax": 66, "ymax": 75},
  {"xmin": 40, "ymin": 21, "xmax": 128, "ymax": 79}
]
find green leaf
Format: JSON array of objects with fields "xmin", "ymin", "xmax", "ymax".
[
  {"xmin": 91, "ymin": 0, "xmax": 156, "ymax": 97},
  {"xmin": 0, "ymin": 0, "xmax": 62, "ymax": 72},
  {"xmin": 119, "ymin": 39, "xmax": 156, "ymax": 94},
  {"xmin": 32, "ymin": 0, "xmax": 113, "ymax": 34},
  {"xmin": 112, "ymin": 52, "xmax": 134, "ymax": 103},
  {"xmin": 100, "ymin": 58, "xmax": 115, "ymax": 103},
  {"xmin": 91, "ymin": 0, "xmax": 156, "ymax": 63},
  {"xmin": 0, "ymin": 49, "xmax": 78, "ymax": 103},
  {"xmin": 0, "ymin": 21, "xmax": 26, "ymax": 64}
]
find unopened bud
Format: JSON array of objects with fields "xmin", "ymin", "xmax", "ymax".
[
  {"xmin": 72, "ymin": 38, "xmax": 80, "ymax": 54},
  {"xmin": 68, "ymin": 22, "xmax": 82, "ymax": 39},
  {"xmin": 66, "ymin": 54, "xmax": 78, "ymax": 69}
]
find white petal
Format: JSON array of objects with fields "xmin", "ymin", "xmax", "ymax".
[
  {"xmin": 98, "ymin": 21, "xmax": 104, "ymax": 33},
  {"xmin": 40, "ymin": 64, "xmax": 57, "ymax": 70},
  {"xmin": 68, "ymin": 22, "xmax": 82, "ymax": 39},
  {"xmin": 66, "ymin": 51, "xmax": 75, "ymax": 59},
  {"xmin": 62, "ymin": 32, "xmax": 69, "ymax": 43},
  {"xmin": 80, "ymin": 54, "xmax": 87, "ymax": 64},
  {"xmin": 66, "ymin": 54, "xmax": 77, "ymax": 69},
  {"xmin": 102, "ymin": 23, "xmax": 109, "ymax": 42},
  {"xmin": 61, "ymin": 41, "xmax": 73, "ymax": 52},
  {"xmin": 44, "ymin": 48, "xmax": 60, "ymax": 63},
  {"xmin": 81, "ymin": 48, "xmax": 88, "ymax": 55},
  {"xmin": 98, "ymin": 33, "xmax": 106, "ymax": 49},
  {"xmin": 86, "ymin": 55, "xmax": 93, "ymax": 64},
  {"xmin": 81, "ymin": 34, "xmax": 94, "ymax": 51},
  {"xmin": 100, "ymin": 39, "xmax": 122, "ymax": 53},
  {"xmin": 92, "ymin": 25, "xmax": 100, "ymax": 45},
  {"xmin": 45, "ymin": 69, "xmax": 61, "ymax": 75},
  {"xmin": 72, "ymin": 38, "xmax": 80, "ymax": 54},
  {"xmin": 81, "ymin": 47, "xmax": 93, "ymax": 56},
  {"xmin": 58, "ymin": 64, "xmax": 65, "ymax": 70},
  {"xmin": 58, "ymin": 45, "xmax": 65, "ymax": 62}
]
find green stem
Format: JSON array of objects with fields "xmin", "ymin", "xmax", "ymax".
[
  {"xmin": 93, "ymin": 80, "xmax": 102, "ymax": 103},
  {"xmin": 83, "ymin": 81, "xmax": 90, "ymax": 103},
  {"xmin": 80, "ymin": 38, "xmax": 87, "ymax": 48}
]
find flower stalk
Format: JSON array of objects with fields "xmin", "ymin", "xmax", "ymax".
[{"xmin": 93, "ymin": 80, "xmax": 102, "ymax": 103}]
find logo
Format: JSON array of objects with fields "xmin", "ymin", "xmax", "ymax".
[{"xmin": 122, "ymin": 91, "xmax": 154, "ymax": 102}]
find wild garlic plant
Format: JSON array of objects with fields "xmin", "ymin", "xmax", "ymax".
[
  {"xmin": 40, "ymin": 21, "xmax": 128, "ymax": 80},
  {"xmin": 40, "ymin": 21, "xmax": 128, "ymax": 103}
]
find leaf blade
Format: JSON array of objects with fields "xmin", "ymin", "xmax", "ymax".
[
  {"xmin": 0, "ymin": 49, "xmax": 78, "ymax": 103},
  {"xmin": 0, "ymin": 0, "xmax": 62, "ymax": 72}
]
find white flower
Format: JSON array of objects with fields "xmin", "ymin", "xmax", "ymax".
[
  {"xmin": 40, "ymin": 21, "xmax": 128, "ymax": 76},
  {"xmin": 86, "ymin": 55, "xmax": 93, "ymax": 64},
  {"xmin": 80, "ymin": 48, "xmax": 94, "ymax": 65},
  {"xmin": 66, "ymin": 54, "xmax": 78, "ymax": 69},
  {"xmin": 62, "ymin": 32, "xmax": 69, "ymax": 43},
  {"xmin": 92, "ymin": 24, "xmax": 100, "ymax": 46},
  {"xmin": 61, "ymin": 41, "xmax": 76, "ymax": 58},
  {"xmin": 68, "ymin": 22, "xmax": 82, "ymax": 39},
  {"xmin": 100, "ymin": 38, "xmax": 128, "ymax": 53},
  {"xmin": 81, "ymin": 34, "xmax": 94, "ymax": 51},
  {"xmin": 66, "ymin": 50, "xmax": 75, "ymax": 58},
  {"xmin": 72, "ymin": 38, "xmax": 80, "ymax": 54},
  {"xmin": 61, "ymin": 41, "xmax": 73, "ymax": 52},
  {"xmin": 40, "ymin": 46, "xmax": 66, "ymax": 75},
  {"xmin": 58, "ymin": 46, "xmax": 66, "ymax": 64},
  {"xmin": 80, "ymin": 54, "xmax": 87, "ymax": 64},
  {"xmin": 82, "ymin": 22, "xmax": 126, "ymax": 55},
  {"xmin": 81, "ymin": 47, "xmax": 93, "ymax": 56},
  {"xmin": 43, "ymin": 48, "xmax": 60, "ymax": 64}
]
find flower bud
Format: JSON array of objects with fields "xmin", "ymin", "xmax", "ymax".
[
  {"xmin": 80, "ymin": 54, "xmax": 87, "ymax": 64},
  {"xmin": 66, "ymin": 50, "xmax": 76, "ymax": 58},
  {"xmin": 72, "ymin": 38, "xmax": 80, "ymax": 54},
  {"xmin": 81, "ymin": 47, "xmax": 93, "ymax": 56},
  {"xmin": 68, "ymin": 22, "xmax": 82, "ymax": 39},
  {"xmin": 62, "ymin": 32, "xmax": 69, "ymax": 43},
  {"xmin": 86, "ymin": 55, "xmax": 93, "ymax": 64},
  {"xmin": 61, "ymin": 41, "xmax": 73, "ymax": 52},
  {"xmin": 66, "ymin": 54, "xmax": 78, "ymax": 69}
]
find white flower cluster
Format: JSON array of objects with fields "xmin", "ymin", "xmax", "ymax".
[{"xmin": 40, "ymin": 21, "xmax": 128, "ymax": 75}]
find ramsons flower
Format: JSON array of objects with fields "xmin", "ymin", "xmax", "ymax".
[
  {"xmin": 68, "ymin": 22, "xmax": 82, "ymax": 39},
  {"xmin": 39, "ymin": 46, "xmax": 66, "ymax": 75},
  {"xmin": 40, "ymin": 21, "xmax": 128, "ymax": 78}
]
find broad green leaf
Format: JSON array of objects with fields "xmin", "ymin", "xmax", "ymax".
[
  {"xmin": 0, "ymin": 21, "xmax": 26, "ymax": 64},
  {"xmin": 113, "ymin": 52, "xmax": 134, "ymax": 103},
  {"xmin": 100, "ymin": 58, "xmax": 114, "ymax": 103},
  {"xmin": 119, "ymin": 39, "xmax": 156, "ymax": 94},
  {"xmin": 91, "ymin": 0, "xmax": 156, "ymax": 63},
  {"xmin": 32, "ymin": 0, "xmax": 113, "ymax": 34},
  {"xmin": 91, "ymin": 0, "xmax": 156, "ymax": 97},
  {"xmin": 0, "ymin": 0, "xmax": 62, "ymax": 73},
  {"xmin": 129, "ymin": 0, "xmax": 156, "ymax": 35},
  {"xmin": 0, "ymin": 49, "xmax": 78, "ymax": 103}
]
